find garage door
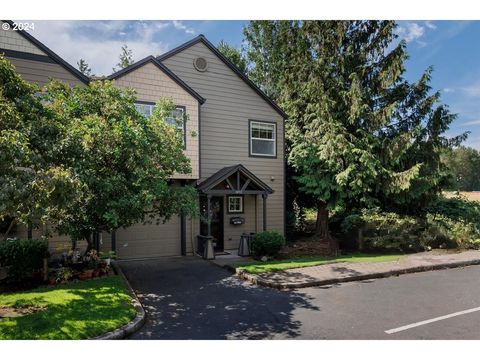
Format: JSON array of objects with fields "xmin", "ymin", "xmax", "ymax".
[{"xmin": 115, "ymin": 216, "xmax": 181, "ymax": 259}]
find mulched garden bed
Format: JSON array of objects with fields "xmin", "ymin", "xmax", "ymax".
[{"xmin": 277, "ymin": 236, "xmax": 334, "ymax": 259}]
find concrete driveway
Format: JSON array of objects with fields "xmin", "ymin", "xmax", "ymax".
[
  {"xmin": 120, "ymin": 257, "xmax": 480, "ymax": 340},
  {"xmin": 119, "ymin": 257, "xmax": 318, "ymax": 339}
]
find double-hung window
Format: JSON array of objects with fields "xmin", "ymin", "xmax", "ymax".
[
  {"xmin": 165, "ymin": 106, "xmax": 186, "ymax": 147},
  {"xmin": 134, "ymin": 102, "xmax": 154, "ymax": 118},
  {"xmin": 134, "ymin": 102, "xmax": 186, "ymax": 146},
  {"xmin": 249, "ymin": 120, "xmax": 276, "ymax": 157}
]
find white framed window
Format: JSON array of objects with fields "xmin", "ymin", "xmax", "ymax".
[
  {"xmin": 165, "ymin": 107, "xmax": 185, "ymax": 132},
  {"xmin": 135, "ymin": 103, "xmax": 186, "ymax": 146},
  {"xmin": 134, "ymin": 102, "xmax": 154, "ymax": 118},
  {"xmin": 250, "ymin": 120, "xmax": 276, "ymax": 157},
  {"xmin": 227, "ymin": 196, "xmax": 243, "ymax": 214},
  {"xmin": 166, "ymin": 106, "xmax": 186, "ymax": 147}
]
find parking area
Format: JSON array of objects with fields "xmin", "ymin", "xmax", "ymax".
[{"xmin": 119, "ymin": 256, "xmax": 480, "ymax": 339}]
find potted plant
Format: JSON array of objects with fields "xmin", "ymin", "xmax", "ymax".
[
  {"xmin": 56, "ymin": 267, "xmax": 74, "ymax": 284},
  {"xmin": 78, "ymin": 268, "xmax": 93, "ymax": 280},
  {"xmin": 100, "ymin": 251, "xmax": 117, "ymax": 266}
]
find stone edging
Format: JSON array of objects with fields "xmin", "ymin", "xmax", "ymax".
[
  {"xmin": 94, "ymin": 261, "xmax": 146, "ymax": 340},
  {"xmin": 235, "ymin": 259, "xmax": 480, "ymax": 290}
]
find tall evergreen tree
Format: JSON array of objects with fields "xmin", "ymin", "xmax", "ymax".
[
  {"xmin": 113, "ymin": 44, "xmax": 134, "ymax": 72},
  {"xmin": 217, "ymin": 40, "xmax": 249, "ymax": 74},
  {"xmin": 77, "ymin": 58, "xmax": 91, "ymax": 76},
  {"xmin": 244, "ymin": 21, "xmax": 465, "ymax": 249}
]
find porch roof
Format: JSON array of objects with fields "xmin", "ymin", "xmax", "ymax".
[{"xmin": 197, "ymin": 164, "xmax": 274, "ymax": 195}]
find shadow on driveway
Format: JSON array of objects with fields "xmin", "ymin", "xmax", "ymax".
[{"xmin": 119, "ymin": 257, "xmax": 320, "ymax": 339}]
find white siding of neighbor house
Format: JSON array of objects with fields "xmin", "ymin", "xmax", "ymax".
[{"xmin": 162, "ymin": 41, "xmax": 285, "ymax": 250}]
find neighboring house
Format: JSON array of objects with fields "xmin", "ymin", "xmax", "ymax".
[{"xmin": 0, "ymin": 20, "xmax": 287, "ymax": 259}]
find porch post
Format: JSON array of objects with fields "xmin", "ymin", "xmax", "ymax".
[
  {"xmin": 262, "ymin": 193, "xmax": 268, "ymax": 231},
  {"xmin": 180, "ymin": 180, "xmax": 187, "ymax": 256},
  {"xmin": 207, "ymin": 194, "xmax": 212, "ymax": 237},
  {"xmin": 204, "ymin": 194, "xmax": 215, "ymax": 260},
  {"xmin": 111, "ymin": 230, "xmax": 116, "ymax": 253}
]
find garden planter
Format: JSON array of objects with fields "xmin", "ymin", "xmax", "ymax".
[{"xmin": 78, "ymin": 270, "xmax": 93, "ymax": 280}]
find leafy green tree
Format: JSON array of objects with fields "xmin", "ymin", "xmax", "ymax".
[
  {"xmin": 244, "ymin": 21, "xmax": 465, "ymax": 247},
  {"xmin": 217, "ymin": 40, "xmax": 249, "ymax": 74},
  {"xmin": 442, "ymin": 146, "xmax": 480, "ymax": 191},
  {"xmin": 44, "ymin": 80, "xmax": 198, "ymax": 251},
  {"xmin": 0, "ymin": 55, "xmax": 80, "ymax": 239},
  {"xmin": 77, "ymin": 58, "xmax": 91, "ymax": 76},
  {"xmin": 112, "ymin": 44, "xmax": 134, "ymax": 72}
]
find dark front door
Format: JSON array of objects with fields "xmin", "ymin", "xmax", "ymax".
[{"xmin": 200, "ymin": 196, "xmax": 224, "ymax": 252}]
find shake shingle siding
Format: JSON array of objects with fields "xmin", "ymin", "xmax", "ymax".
[{"xmin": 162, "ymin": 42, "xmax": 285, "ymax": 242}]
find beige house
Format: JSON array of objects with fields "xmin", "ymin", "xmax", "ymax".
[{"xmin": 0, "ymin": 20, "xmax": 287, "ymax": 259}]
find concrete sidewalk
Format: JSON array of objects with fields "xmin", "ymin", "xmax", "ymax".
[{"xmin": 236, "ymin": 250, "xmax": 480, "ymax": 289}]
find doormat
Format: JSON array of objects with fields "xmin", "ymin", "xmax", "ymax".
[{"xmin": 215, "ymin": 251, "xmax": 231, "ymax": 256}]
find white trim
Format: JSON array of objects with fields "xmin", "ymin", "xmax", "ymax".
[
  {"xmin": 250, "ymin": 121, "xmax": 276, "ymax": 157},
  {"xmin": 228, "ymin": 196, "xmax": 243, "ymax": 213}
]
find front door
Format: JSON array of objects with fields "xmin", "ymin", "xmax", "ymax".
[{"xmin": 200, "ymin": 196, "xmax": 224, "ymax": 252}]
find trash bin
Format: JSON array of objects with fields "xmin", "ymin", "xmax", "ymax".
[{"xmin": 238, "ymin": 233, "xmax": 251, "ymax": 257}]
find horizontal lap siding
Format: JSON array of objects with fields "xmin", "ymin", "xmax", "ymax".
[
  {"xmin": 163, "ymin": 42, "xmax": 285, "ymax": 237},
  {"xmin": 14, "ymin": 224, "xmax": 87, "ymax": 258},
  {"xmin": 223, "ymin": 195, "xmax": 257, "ymax": 250},
  {"xmin": 4, "ymin": 58, "xmax": 83, "ymax": 87}
]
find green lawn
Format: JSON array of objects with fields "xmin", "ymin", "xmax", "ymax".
[
  {"xmin": 237, "ymin": 252, "xmax": 406, "ymax": 274},
  {"xmin": 0, "ymin": 276, "xmax": 136, "ymax": 340}
]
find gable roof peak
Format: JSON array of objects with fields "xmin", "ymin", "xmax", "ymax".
[
  {"xmin": 107, "ymin": 55, "xmax": 205, "ymax": 104},
  {"xmin": 157, "ymin": 34, "xmax": 287, "ymax": 119},
  {"xmin": 2, "ymin": 20, "xmax": 89, "ymax": 84}
]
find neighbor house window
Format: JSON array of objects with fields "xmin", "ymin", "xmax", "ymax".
[
  {"xmin": 135, "ymin": 103, "xmax": 186, "ymax": 146},
  {"xmin": 227, "ymin": 196, "xmax": 243, "ymax": 214},
  {"xmin": 249, "ymin": 120, "xmax": 276, "ymax": 157}
]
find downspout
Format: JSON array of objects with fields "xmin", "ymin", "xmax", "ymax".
[{"xmin": 180, "ymin": 179, "xmax": 187, "ymax": 256}]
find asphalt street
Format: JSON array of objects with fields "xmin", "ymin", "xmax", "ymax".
[{"xmin": 120, "ymin": 256, "xmax": 480, "ymax": 339}]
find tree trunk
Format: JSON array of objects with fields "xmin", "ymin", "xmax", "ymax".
[
  {"xmin": 84, "ymin": 232, "xmax": 93, "ymax": 254},
  {"xmin": 315, "ymin": 202, "xmax": 329, "ymax": 238},
  {"xmin": 315, "ymin": 201, "xmax": 339, "ymax": 255},
  {"xmin": 2, "ymin": 218, "xmax": 16, "ymax": 241}
]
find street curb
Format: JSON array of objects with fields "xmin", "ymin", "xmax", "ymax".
[
  {"xmin": 235, "ymin": 258, "xmax": 480, "ymax": 290},
  {"xmin": 94, "ymin": 261, "xmax": 146, "ymax": 340}
]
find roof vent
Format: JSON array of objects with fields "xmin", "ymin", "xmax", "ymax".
[{"xmin": 193, "ymin": 57, "xmax": 208, "ymax": 72}]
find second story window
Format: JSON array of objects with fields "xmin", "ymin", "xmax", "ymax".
[
  {"xmin": 134, "ymin": 102, "xmax": 154, "ymax": 118},
  {"xmin": 134, "ymin": 103, "xmax": 186, "ymax": 147},
  {"xmin": 249, "ymin": 120, "xmax": 276, "ymax": 157},
  {"xmin": 166, "ymin": 106, "xmax": 186, "ymax": 147}
]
